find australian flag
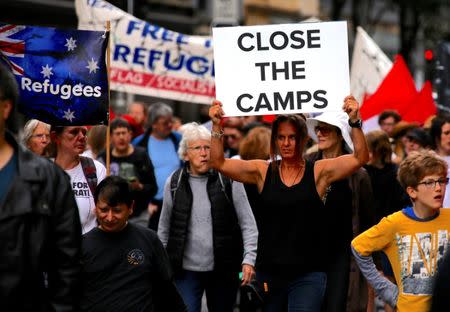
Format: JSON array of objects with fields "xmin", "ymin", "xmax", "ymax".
[{"xmin": 0, "ymin": 23, "xmax": 109, "ymax": 125}]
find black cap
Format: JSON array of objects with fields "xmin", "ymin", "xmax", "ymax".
[{"xmin": 406, "ymin": 128, "xmax": 431, "ymax": 148}]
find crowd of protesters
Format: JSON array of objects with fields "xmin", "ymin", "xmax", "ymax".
[{"xmin": 2, "ymin": 59, "xmax": 450, "ymax": 312}]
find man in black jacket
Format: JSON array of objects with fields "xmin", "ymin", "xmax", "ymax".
[{"xmin": 0, "ymin": 64, "xmax": 82, "ymax": 310}]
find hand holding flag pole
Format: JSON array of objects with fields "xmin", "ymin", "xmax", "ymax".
[{"xmin": 106, "ymin": 20, "xmax": 111, "ymax": 177}]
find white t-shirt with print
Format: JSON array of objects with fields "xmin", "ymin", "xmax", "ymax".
[{"xmin": 65, "ymin": 159, "xmax": 106, "ymax": 234}]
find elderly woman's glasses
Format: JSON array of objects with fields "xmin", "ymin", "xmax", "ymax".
[
  {"xmin": 188, "ymin": 145, "xmax": 211, "ymax": 153},
  {"xmin": 31, "ymin": 134, "xmax": 50, "ymax": 140}
]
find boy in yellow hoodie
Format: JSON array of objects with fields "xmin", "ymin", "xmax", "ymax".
[{"xmin": 352, "ymin": 150, "xmax": 450, "ymax": 312}]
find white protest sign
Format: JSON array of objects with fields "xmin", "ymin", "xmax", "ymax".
[
  {"xmin": 76, "ymin": 0, "xmax": 215, "ymax": 104},
  {"xmin": 213, "ymin": 21, "xmax": 350, "ymax": 116}
]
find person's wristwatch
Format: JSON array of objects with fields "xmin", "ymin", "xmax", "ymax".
[{"xmin": 348, "ymin": 118, "xmax": 363, "ymax": 128}]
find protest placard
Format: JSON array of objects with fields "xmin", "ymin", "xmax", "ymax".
[
  {"xmin": 213, "ymin": 21, "xmax": 350, "ymax": 116},
  {"xmin": 76, "ymin": 0, "xmax": 215, "ymax": 104}
]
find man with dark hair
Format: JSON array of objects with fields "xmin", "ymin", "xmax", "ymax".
[
  {"xmin": 430, "ymin": 114, "xmax": 450, "ymax": 155},
  {"xmin": 378, "ymin": 110, "xmax": 401, "ymax": 138},
  {"xmin": 97, "ymin": 118, "xmax": 157, "ymax": 226},
  {"xmin": 430, "ymin": 114, "xmax": 450, "ymax": 208},
  {"xmin": 132, "ymin": 102, "xmax": 182, "ymax": 230},
  {"xmin": 223, "ymin": 117, "xmax": 245, "ymax": 158},
  {"xmin": 0, "ymin": 63, "xmax": 82, "ymax": 310},
  {"xmin": 80, "ymin": 176, "xmax": 186, "ymax": 312}
]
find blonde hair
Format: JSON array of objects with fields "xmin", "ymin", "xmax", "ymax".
[{"xmin": 239, "ymin": 126, "xmax": 271, "ymax": 160}]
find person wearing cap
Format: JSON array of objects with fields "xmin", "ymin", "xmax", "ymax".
[
  {"xmin": 305, "ymin": 112, "xmax": 375, "ymax": 312},
  {"xmin": 390, "ymin": 121, "xmax": 419, "ymax": 165},
  {"xmin": 208, "ymin": 96, "xmax": 369, "ymax": 312},
  {"xmin": 404, "ymin": 127, "xmax": 432, "ymax": 155}
]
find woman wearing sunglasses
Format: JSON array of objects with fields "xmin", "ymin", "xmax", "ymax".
[{"xmin": 305, "ymin": 112, "xmax": 375, "ymax": 312}]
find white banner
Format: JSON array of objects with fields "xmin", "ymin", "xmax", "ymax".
[
  {"xmin": 75, "ymin": 0, "xmax": 215, "ymax": 104},
  {"xmin": 213, "ymin": 21, "xmax": 350, "ymax": 116},
  {"xmin": 350, "ymin": 26, "xmax": 392, "ymax": 105}
]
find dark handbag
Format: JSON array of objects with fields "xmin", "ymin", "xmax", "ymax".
[{"xmin": 240, "ymin": 280, "xmax": 266, "ymax": 312}]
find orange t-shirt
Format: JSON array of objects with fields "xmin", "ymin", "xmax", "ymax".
[{"xmin": 352, "ymin": 209, "xmax": 450, "ymax": 312}]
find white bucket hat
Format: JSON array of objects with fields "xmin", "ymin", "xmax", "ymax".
[{"xmin": 306, "ymin": 112, "xmax": 354, "ymax": 152}]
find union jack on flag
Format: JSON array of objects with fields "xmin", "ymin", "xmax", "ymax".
[
  {"xmin": 0, "ymin": 23, "xmax": 109, "ymax": 126},
  {"xmin": 0, "ymin": 25, "xmax": 25, "ymax": 75}
]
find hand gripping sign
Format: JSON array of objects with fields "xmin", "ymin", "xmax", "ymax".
[{"xmin": 213, "ymin": 21, "xmax": 350, "ymax": 117}]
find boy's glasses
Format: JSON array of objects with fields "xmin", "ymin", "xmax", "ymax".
[{"xmin": 417, "ymin": 178, "xmax": 449, "ymax": 189}]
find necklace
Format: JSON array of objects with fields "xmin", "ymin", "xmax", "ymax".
[{"xmin": 280, "ymin": 160, "xmax": 305, "ymax": 187}]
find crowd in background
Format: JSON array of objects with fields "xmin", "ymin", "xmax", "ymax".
[{"xmin": 6, "ymin": 62, "xmax": 450, "ymax": 311}]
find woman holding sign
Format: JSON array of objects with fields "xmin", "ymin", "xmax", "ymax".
[{"xmin": 209, "ymin": 95, "xmax": 369, "ymax": 312}]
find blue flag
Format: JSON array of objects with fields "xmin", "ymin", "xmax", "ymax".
[{"xmin": 0, "ymin": 24, "xmax": 109, "ymax": 125}]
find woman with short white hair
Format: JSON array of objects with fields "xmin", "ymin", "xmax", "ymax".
[
  {"xmin": 177, "ymin": 122, "xmax": 211, "ymax": 159},
  {"xmin": 158, "ymin": 122, "xmax": 258, "ymax": 312},
  {"xmin": 22, "ymin": 119, "xmax": 50, "ymax": 156}
]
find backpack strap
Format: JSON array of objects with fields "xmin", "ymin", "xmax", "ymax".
[
  {"xmin": 169, "ymin": 132, "xmax": 183, "ymax": 167},
  {"xmin": 170, "ymin": 168, "xmax": 184, "ymax": 200},
  {"xmin": 79, "ymin": 156, "xmax": 98, "ymax": 196},
  {"xmin": 169, "ymin": 132, "xmax": 181, "ymax": 150},
  {"xmin": 218, "ymin": 172, "xmax": 233, "ymax": 204},
  {"xmin": 170, "ymin": 168, "xmax": 233, "ymax": 204}
]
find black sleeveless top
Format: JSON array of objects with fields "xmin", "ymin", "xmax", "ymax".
[
  {"xmin": 324, "ymin": 178, "xmax": 353, "ymax": 252},
  {"xmin": 257, "ymin": 160, "xmax": 327, "ymax": 276}
]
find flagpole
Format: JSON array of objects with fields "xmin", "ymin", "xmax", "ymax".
[{"xmin": 106, "ymin": 20, "xmax": 111, "ymax": 176}]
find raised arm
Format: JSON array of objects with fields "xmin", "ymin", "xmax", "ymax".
[
  {"xmin": 209, "ymin": 100, "xmax": 267, "ymax": 188},
  {"xmin": 315, "ymin": 96, "xmax": 369, "ymax": 195}
]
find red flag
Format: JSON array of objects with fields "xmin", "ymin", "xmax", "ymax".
[
  {"xmin": 360, "ymin": 55, "xmax": 417, "ymax": 120},
  {"xmin": 402, "ymin": 81, "xmax": 436, "ymax": 124},
  {"xmin": 262, "ymin": 115, "xmax": 276, "ymax": 124}
]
